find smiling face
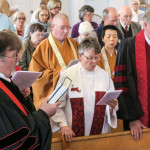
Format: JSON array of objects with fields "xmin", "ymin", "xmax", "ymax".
[{"xmin": 102, "ymin": 29, "xmax": 118, "ymax": 50}]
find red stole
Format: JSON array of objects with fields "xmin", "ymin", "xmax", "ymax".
[
  {"xmin": 70, "ymin": 92, "xmax": 106, "ymax": 137},
  {"xmin": 0, "ymin": 81, "xmax": 28, "ymax": 116},
  {"xmin": 135, "ymin": 29, "xmax": 149, "ymax": 127}
]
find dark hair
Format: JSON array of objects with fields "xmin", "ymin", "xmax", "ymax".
[
  {"xmin": 78, "ymin": 37, "xmax": 101, "ymax": 55},
  {"xmin": 0, "ymin": 31, "xmax": 22, "ymax": 56},
  {"xmin": 79, "ymin": 5, "xmax": 94, "ymax": 21},
  {"xmin": 101, "ymin": 25, "xmax": 118, "ymax": 39},
  {"xmin": 30, "ymin": 23, "xmax": 45, "ymax": 33}
]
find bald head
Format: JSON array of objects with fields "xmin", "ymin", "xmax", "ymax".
[
  {"xmin": 118, "ymin": 6, "xmax": 132, "ymax": 26},
  {"xmin": 51, "ymin": 13, "xmax": 71, "ymax": 43},
  {"xmin": 103, "ymin": 7, "xmax": 118, "ymax": 26},
  {"xmin": 52, "ymin": 13, "xmax": 69, "ymax": 25}
]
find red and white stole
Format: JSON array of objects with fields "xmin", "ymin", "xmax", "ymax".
[{"xmin": 69, "ymin": 63, "xmax": 107, "ymax": 136}]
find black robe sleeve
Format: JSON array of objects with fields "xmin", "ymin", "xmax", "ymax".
[
  {"xmin": 0, "ymin": 83, "xmax": 52, "ymax": 150},
  {"xmin": 114, "ymin": 37, "xmax": 144, "ymax": 121}
]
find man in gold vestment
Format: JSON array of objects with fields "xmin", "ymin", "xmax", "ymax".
[{"xmin": 29, "ymin": 13, "xmax": 78, "ymax": 109}]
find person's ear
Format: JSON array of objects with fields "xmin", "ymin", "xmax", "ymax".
[{"xmin": 29, "ymin": 32, "xmax": 33, "ymax": 37}]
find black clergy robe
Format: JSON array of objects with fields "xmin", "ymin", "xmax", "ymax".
[
  {"xmin": 0, "ymin": 78, "xmax": 52, "ymax": 150},
  {"xmin": 113, "ymin": 30, "xmax": 149, "ymax": 130}
]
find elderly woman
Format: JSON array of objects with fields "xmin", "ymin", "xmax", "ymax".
[
  {"xmin": 47, "ymin": 0, "xmax": 61, "ymax": 23},
  {"xmin": 75, "ymin": 21, "xmax": 96, "ymax": 43},
  {"xmin": 0, "ymin": 30, "xmax": 60, "ymax": 149},
  {"xmin": 19, "ymin": 23, "xmax": 44, "ymax": 71},
  {"xmin": 129, "ymin": 0, "xmax": 144, "ymax": 24},
  {"xmin": 13, "ymin": 11, "xmax": 26, "ymax": 37},
  {"xmin": 51, "ymin": 37, "xmax": 118, "ymax": 142},
  {"xmin": 71, "ymin": 5, "xmax": 98, "ymax": 38},
  {"xmin": 99, "ymin": 25, "xmax": 118, "ymax": 79},
  {"xmin": 24, "ymin": 5, "xmax": 51, "ymax": 41}
]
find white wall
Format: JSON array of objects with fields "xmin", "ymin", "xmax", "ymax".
[{"xmin": 7, "ymin": 0, "xmax": 129, "ymax": 28}]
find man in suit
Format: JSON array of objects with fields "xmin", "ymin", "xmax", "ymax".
[
  {"xmin": 117, "ymin": 6, "xmax": 141, "ymax": 38},
  {"xmin": 94, "ymin": 7, "xmax": 123, "ymax": 50}
]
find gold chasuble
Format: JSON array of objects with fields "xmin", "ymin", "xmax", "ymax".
[
  {"xmin": 98, "ymin": 48, "xmax": 116, "ymax": 79},
  {"xmin": 29, "ymin": 33, "xmax": 78, "ymax": 109}
]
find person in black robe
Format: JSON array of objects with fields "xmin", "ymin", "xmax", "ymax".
[
  {"xmin": 114, "ymin": 9, "xmax": 150, "ymax": 141},
  {"xmin": 0, "ymin": 31, "xmax": 60, "ymax": 150}
]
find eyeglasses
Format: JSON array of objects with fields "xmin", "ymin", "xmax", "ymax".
[
  {"xmin": 17, "ymin": 17, "xmax": 26, "ymax": 20},
  {"xmin": 54, "ymin": 24, "xmax": 72, "ymax": 30},
  {"xmin": 53, "ymin": 7, "xmax": 61, "ymax": 10},
  {"xmin": 0, "ymin": 53, "xmax": 18, "ymax": 60},
  {"xmin": 83, "ymin": 54, "xmax": 100, "ymax": 61}
]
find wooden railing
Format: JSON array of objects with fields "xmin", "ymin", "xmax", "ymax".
[{"xmin": 51, "ymin": 128, "xmax": 150, "ymax": 150}]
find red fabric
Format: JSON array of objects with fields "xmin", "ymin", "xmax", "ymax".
[
  {"xmin": 114, "ymin": 65, "xmax": 127, "ymax": 72},
  {"xmin": 16, "ymin": 65, "xmax": 22, "ymax": 71},
  {"xmin": 0, "ymin": 81, "xmax": 28, "ymax": 116},
  {"xmin": 145, "ymin": 41, "xmax": 150, "ymax": 120},
  {"xmin": 70, "ymin": 98, "xmax": 84, "ymax": 136},
  {"xmin": 90, "ymin": 91, "xmax": 106, "ymax": 135},
  {"xmin": 113, "ymin": 76, "xmax": 128, "ymax": 83},
  {"xmin": 135, "ymin": 29, "xmax": 149, "ymax": 127}
]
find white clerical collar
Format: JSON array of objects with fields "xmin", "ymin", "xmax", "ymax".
[
  {"xmin": 144, "ymin": 34, "xmax": 150, "ymax": 46},
  {"xmin": 0, "ymin": 73, "xmax": 11, "ymax": 82},
  {"xmin": 120, "ymin": 20, "xmax": 129, "ymax": 30}
]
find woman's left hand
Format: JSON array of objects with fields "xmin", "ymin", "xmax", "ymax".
[{"xmin": 21, "ymin": 88, "xmax": 31, "ymax": 98}]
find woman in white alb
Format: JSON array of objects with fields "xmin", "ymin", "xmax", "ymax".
[{"xmin": 51, "ymin": 37, "xmax": 118, "ymax": 142}]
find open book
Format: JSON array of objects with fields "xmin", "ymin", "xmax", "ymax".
[
  {"xmin": 11, "ymin": 71, "xmax": 42, "ymax": 91},
  {"xmin": 96, "ymin": 90, "xmax": 122, "ymax": 105},
  {"xmin": 48, "ymin": 77, "xmax": 72, "ymax": 104}
]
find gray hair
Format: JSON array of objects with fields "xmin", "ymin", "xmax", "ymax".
[
  {"xmin": 79, "ymin": 5, "xmax": 94, "ymax": 21},
  {"xmin": 143, "ymin": 9, "xmax": 150, "ymax": 25},
  {"xmin": 102, "ymin": 7, "xmax": 117, "ymax": 19},
  {"xmin": 129, "ymin": 0, "xmax": 140, "ymax": 7},
  {"xmin": 78, "ymin": 37, "xmax": 101, "ymax": 55}
]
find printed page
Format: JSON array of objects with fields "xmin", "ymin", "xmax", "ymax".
[
  {"xmin": 11, "ymin": 71, "xmax": 42, "ymax": 91},
  {"xmin": 96, "ymin": 90, "xmax": 122, "ymax": 105}
]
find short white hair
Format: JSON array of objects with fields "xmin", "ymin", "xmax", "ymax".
[
  {"xmin": 78, "ymin": 21, "xmax": 94, "ymax": 34},
  {"xmin": 129, "ymin": 0, "xmax": 140, "ymax": 7}
]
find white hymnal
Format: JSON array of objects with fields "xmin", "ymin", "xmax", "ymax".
[
  {"xmin": 96, "ymin": 90, "xmax": 122, "ymax": 105},
  {"xmin": 48, "ymin": 77, "xmax": 72, "ymax": 104},
  {"xmin": 11, "ymin": 71, "xmax": 42, "ymax": 91}
]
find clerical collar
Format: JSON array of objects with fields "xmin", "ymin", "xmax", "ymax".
[
  {"xmin": 144, "ymin": 34, "xmax": 150, "ymax": 46},
  {"xmin": 0, "ymin": 73, "xmax": 11, "ymax": 82},
  {"xmin": 120, "ymin": 20, "xmax": 129, "ymax": 30}
]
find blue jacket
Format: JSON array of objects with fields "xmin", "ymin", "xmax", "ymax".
[{"xmin": 0, "ymin": 13, "xmax": 16, "ymax": 32}]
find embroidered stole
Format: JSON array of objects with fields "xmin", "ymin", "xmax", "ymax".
[
  {"xmin": 48, "ymin": 33, "xmax": 77, "ymax": 69},
  {"xmin": 135, "ymin": 30, "xmax": 149, "ymax": 127},
  {"xmin": 101, "ymin": 47, "xmax": 116, "ymax": 77},
  {"xmin": 69, "ymin": 64, "xmax": 106, "ymax": 136}
]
